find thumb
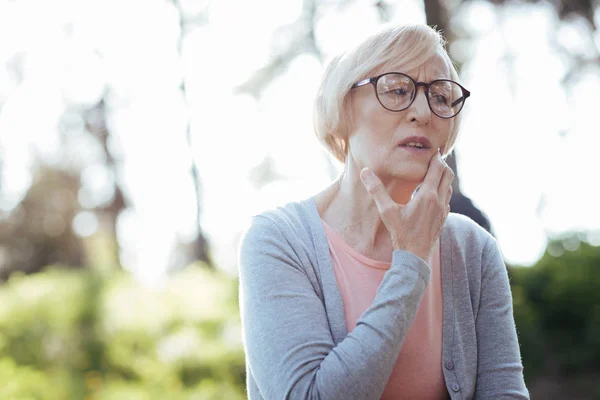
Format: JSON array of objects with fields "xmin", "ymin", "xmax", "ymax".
[
  {"xmin": 360, "ymin": 167, "xmax": 378, "ymax": 192},
  {"xmin": 360, "ymin": 167, "xmax": 397, "ymax": 213}
]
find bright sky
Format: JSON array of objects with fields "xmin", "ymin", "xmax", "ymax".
[{"xmin": 0, "ymin": 0, "xmax": 599, "ymax": 284}]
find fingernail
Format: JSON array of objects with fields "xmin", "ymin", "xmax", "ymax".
[
  {"xmin": 360, "ymin": 168, "xmax": 372, "ymax": 182},
  {"xmin": 360, "ymin": 168, "xmax": 374, "ymax": 188},
  {"xmin": 411, "ymin": 184, "xmax": 422, "ymax": 200}
]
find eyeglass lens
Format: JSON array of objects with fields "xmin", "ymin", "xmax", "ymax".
[{"xmin": 376, "ymin": 74, "xmax": 465, "ymax": 118}]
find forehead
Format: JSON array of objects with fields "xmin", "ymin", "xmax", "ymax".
[
  {"xmin": 384, "ymin": 52, "xmax": 451, "ymax": 81},
  {"xmin": 420, "ymin": 53, "xmax": 451, "ymax": 79}
]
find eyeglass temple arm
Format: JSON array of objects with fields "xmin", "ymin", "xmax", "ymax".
[
  {"xmin": 351, "ymin": 78, "xmax": 376, "ymax": 89},
  {"xmin": 451, "ymin": 89, "xmax": 471, "ymax": 108},
  {"xmin": 451, "ymin": 97, "xmax": 464, "ymax": 108}
]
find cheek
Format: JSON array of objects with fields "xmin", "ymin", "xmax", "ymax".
[
  {"xmin": 352, "ymin": 92, "xmax": 393, "ymax": 127},
  {"xmin": 360, "ymin": 110, "xmax": 400, "ymax": 141},
  {"xmin": 436, "ymin": 119, "xmax": 454, "ymax": 147},
  {"xmin": 348, "ymin": 128, "xmax": 389, "ymax": 165}
]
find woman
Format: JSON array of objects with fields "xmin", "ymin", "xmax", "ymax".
[{"xmin": 238, "ymin": 25, "xmax": 529, "ymax": 400}]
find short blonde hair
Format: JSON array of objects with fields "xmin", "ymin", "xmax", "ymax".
[{"xmin": 313, "ymin": 25, "xmax": 463, "ymax": 163}]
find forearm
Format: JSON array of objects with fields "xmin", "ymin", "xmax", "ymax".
[
  {"xmin": 312, "ymin": 251, "xmax": 430, "ymax": 399},
  {"xmin": 242, "ymin": 244, "xmax": 431, "ymax": 400}
]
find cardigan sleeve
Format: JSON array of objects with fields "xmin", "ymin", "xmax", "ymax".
[
  {"xmin": 238, "ymin": 215, "xmax": 431, "ymax": 400},
  {"xmin": 474, "ymin": 237, "xmax": 530, "ymax": 399}
]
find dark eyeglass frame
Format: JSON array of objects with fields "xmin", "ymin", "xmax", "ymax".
[{"xmin": 351, "ymin": 72, "xmax": 471, "ymax": 119}]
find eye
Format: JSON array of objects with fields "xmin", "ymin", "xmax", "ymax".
[
  {"xmin": 380, "ymin": 87, "xmax": 410, "ymax": 97},
  {"xmin": 432, "ymin": 94, "xmax": 449, "ymax": 105},
  {"xmin": 388, "ymin": 88, "xmax": 408, "ymax": 96}
]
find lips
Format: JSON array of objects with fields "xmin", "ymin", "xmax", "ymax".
[{"xmin": 398, "ymin": 136, "xmax": 432, "ymax": 149}]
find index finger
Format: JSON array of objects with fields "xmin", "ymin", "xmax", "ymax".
[{"xmin": 421, "ymin": 149, "xmax": 445, "ymax": 190}]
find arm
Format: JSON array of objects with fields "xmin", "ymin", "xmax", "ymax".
[
  {"xmin": 474, "ymin": 237, "xmax": 530, "ymax": 399},
  {"xmin": 239, "ymin": 216, "xmax": 431, "ymax": 400}
]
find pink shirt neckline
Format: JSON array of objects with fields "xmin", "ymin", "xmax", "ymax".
[{"xmin": 320, "ymin": 218, "xmax": 392, "ymax": 270}]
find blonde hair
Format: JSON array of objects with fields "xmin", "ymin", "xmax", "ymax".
[{"xmin": 313, "ymin": 25, "xmax": 463, "ymax": 163}]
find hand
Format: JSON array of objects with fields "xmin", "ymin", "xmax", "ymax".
[{"xmin": 360, "ymin": 150, "xmax": 454, "ymax": 262}]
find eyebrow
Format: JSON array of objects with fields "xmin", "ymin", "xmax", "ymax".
[
  {"xmin": 429, "ymin": 71, "xmax": 451, "ymax": 81},
  {"xmin": 400, "ymin": 71, "xmax": 451, "ymax": 82}
]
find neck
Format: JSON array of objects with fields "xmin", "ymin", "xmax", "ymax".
[{"xmin": 318, "ymin": 160, "xmax": 420, "ymax": 260}]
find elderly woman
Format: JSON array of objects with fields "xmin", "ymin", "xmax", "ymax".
[{"xmin": 238, "ymin": 25, "xmax": 528, "ymax": 400}]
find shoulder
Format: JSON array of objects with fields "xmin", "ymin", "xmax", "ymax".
[
  {"xmin": 444, "ymin": 212, "xmax": 495, "ymax": 255},
  {"xmin": 238, "ymin": 198, "xmax": 317, "ymax": 263},
  {"xmin": 242, "ymin": 199, "xmax": 314, "ymax": 242},
  {"xmin": 238, "ymin": 199, "xmax": 324, "ymax": 292}
]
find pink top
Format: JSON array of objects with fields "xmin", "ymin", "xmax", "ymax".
[{"xmin": 322, "ymin": 219, "xmax": 449, "ymax": 400}]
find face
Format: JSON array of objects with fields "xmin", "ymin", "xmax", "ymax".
[{"xmin": 346, "ymin": 52, "xmax": 455, "ymax": 184}]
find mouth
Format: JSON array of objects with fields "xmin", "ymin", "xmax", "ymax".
[{"xmin": 398, "ymin": 136, "xmax": 432, "ymax": 150}]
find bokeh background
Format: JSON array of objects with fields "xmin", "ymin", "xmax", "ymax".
[{"xmin": 0, "ymin": 0, "xmax": 599, "ymax": 398}]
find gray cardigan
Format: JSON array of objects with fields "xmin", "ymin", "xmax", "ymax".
[{"xmin": 238, "ymin": 197, "xmax": 529, "ymax": 400}]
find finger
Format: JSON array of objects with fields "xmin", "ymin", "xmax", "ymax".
[
  {"xmin": 438, "ymin": 165, "xmax": 454, "ymax": 200},
  {"xmin": 360, "ymin": 168, "xmax": 397, "ymax": 215},
  {"xmin": 410, "ymin": 184, "xmax": 422, "ymax": 201},
  {"xmin": 421, "ymin": 149, "xmax": 445, "ymax": 192},
  {"xmin": 445, "ymin": 185, "xmax": 453, "ymax": 207}
]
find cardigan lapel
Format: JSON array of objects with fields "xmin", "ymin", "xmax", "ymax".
[
  {"xmin": 440, "ymin": 220, "xmax": 456, "ymax": 370},
  {"xmin": 304, "ymin": 197, "xmax": 348, "ymax": 345}
]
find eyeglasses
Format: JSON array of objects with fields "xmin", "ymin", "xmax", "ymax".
[{"xmin": 351, "ymin": 72, "xmax": 471, "ymax": 119}]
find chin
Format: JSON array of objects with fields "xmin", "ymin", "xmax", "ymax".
[{"xmin": 388, "ymin": 164, "xmax": 427, "ymax": 183}]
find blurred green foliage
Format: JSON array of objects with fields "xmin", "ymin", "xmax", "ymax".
[
  {"xmin": 0, "ymin": 264, "xmax": 245, "ymax": 400},
  {"xmin": 510, "ymin": 237, "xmax": 600, "ymax": 384},
  {"xmin": 0, "ymin": 237, "xmax": 599, "ymax": 399}
]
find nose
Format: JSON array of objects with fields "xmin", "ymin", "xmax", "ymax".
[{"xmin": 406, "ymin": 86, "xmax": 431, "ymax": 124}]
